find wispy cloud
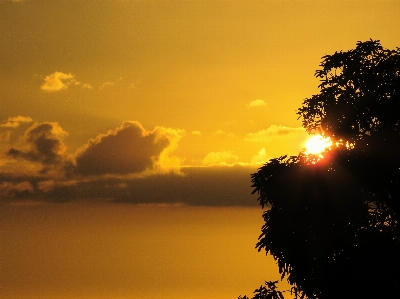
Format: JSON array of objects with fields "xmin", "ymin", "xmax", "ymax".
[
  {"xmin": 213, "ymin": 129, "xmax": 225, "ymax": 135},
  {"xmin": 82, "ymin": 83, "xmax": 93, "ymax": 90},
  {"xmin": 0, "ymin": 116, "xmax": 33, "ymax": 128},
  {"xmin": 247, "ymin": 99, "xmax": 267, "ymax": 108},
  {"xmin": 99, "ymin": 77, "xmax": 123, "ymax": 90},
  {"xmin": 99, "ymin": 81, "xmax": 115, "ymax": 90},
  {"xmin": 245, "ymin": 125, "xmax": 305, "ymax": 142},
  {"xmin": 191, "ymin": 131, "xmax": 201, "ymax": 136}
]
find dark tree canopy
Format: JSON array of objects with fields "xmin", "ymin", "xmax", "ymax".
[
  {"xmin": 252, "ymin": 151, "xmax": 400, "ymax": 299},
  {"xmin": 297, "ymin": 39, "xmax": 400, "ymax": 144},
  {"xmin": 243, "ymin": 40, "xmax": 400, "ymax": 299}
]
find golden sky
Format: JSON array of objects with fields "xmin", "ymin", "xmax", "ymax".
[{"xmin": 1, "ymin": 0, "xmax": 399, "ymax": 298}]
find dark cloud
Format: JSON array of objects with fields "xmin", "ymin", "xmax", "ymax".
[
  {"xmin": 0, "ymin": 165, "xmax": 259, "ymax": 206},
  {"xmin": 114, "ymin": 165, "xmax": 259, "ymax": 206},
  {"xmin": 73, "ymin": 121, "xmax": 173, "ymax": 175},
  {"xmin": 6, "ymin": 122, "xmax": 67, "ymax": 167}
]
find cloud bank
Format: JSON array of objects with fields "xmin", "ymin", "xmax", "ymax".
[{"xmin": 1, "ymin": 117, "xmax": 305, "ymax": 206}]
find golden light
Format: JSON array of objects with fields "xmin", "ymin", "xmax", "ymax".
[{"xmin": 305, "ymin": 135, "xmax": 332, "ymax": 155}]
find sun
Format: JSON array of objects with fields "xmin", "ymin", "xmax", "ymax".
[{"xmin": 305, "ymin": 135, "xmax": 332, "ymax": 155}]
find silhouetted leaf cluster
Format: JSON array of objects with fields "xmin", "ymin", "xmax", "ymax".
[{"xmin": 238, "ymin": 281, "xmax": 287, "ymax": 299}]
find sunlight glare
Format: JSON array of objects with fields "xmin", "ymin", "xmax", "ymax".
[{"xmin": 305, "ymin": 135, "xmax": 332, "ymax": 155}]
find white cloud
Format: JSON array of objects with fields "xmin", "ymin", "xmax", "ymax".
[
  {"xmin": 247, "ymin": 99, "xmax": 267, "ymax": 108},
  {"xmin": 41, "ymin": 72, "xmax": 75, "ymax": 92}
]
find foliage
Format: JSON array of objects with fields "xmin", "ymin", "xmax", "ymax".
[
  {"xmin": 245, "ymin": 40, "xmax": 400, "ymax": 299},
  {"xmin": 252, "ymin": 150, "xmax": 400, "ymax": 299},
  {"xmin": 297, "ymin": 39, "xmax": 400, "ymax": 144},
  {"xmin": 238, "ymin": 281, "xmax": 287, "ymax": 299}
]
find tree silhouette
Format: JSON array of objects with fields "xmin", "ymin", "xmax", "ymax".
[
  {"xmin": 242, "ymin": 40, "xmax": 400, "ymax": 299},
  {"xmin": 238, "ymin": 281, "xmax": 286, "ymax": 299},
  {"xmin": 298, "ymin": 39, "xmax": 400, "ymax": 145}
]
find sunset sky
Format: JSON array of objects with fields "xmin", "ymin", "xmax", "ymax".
[{"xmin": 1, "ymin": 0, "xmax": 399, "ymax": 298}]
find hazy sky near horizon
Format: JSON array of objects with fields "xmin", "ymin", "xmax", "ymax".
[{"xmin": 1, "ymin": 0, "xmax": 399, "ymax": 298}]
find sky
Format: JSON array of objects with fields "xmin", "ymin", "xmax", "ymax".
[{"xmin": 0, "ymin": 0, "xmax": 399, "ymax": 298}]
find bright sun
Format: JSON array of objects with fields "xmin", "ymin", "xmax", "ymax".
[{"xmin": 305, "ymin": 135, "xmax": 332, "ymax": 155}]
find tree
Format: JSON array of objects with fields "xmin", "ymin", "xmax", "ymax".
[{"xmin": 244, "ymin": 40, "xmax": 400, "ymax": 299}]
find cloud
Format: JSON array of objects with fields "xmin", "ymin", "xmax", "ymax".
[
  {"xmin": 247, "ymin": 99, "xmax": 267, "ymax": 108},
  {"xmin": 0, "ymin": 116, "xmax": 33, "ymax": 143},
  {"xmin": 6, "ymin": 122, "xmax": 68, "ymax": 167},
  {"xmin": 0, "ymin": 131, "xmax": 12, "ymax": 142},
  {"xmin": 213, "ymin": 129, "xmax": 225, "ymax": 135},
  {"xmin": 0, "ymin": 116, "xmax": 33, "ymax": 128},
  {"xmin": 245, "ymin": 125, "xmax": 305, "ymax": 142},
  {"xmin": 100, "ymin": 77, "xmax": 123, "ymax": 90},
  {"xmin": 250, "ymin": 148, "xmax": 268, "ymax": 165},
  {"xmin": 191, "ymin": 131, "xmax": 201, "ymax": 136},
  {"xmin": 112, "ymin": 165, "xmax": 258, "ymax": 206},
  {"xmin": 100, "ymin": 81, "xmax": 114, "ymax": 89},
  {"xmin": 0, "ymin": 0, "xmax": 25, "ymax": 3},
  {"xmin": 0, "ymin": 120, "xmax": 261, "ymax": 207},
  {"xmin": 0, "ymin": 163, "xmax": 259, "ymax": 207},
  {"xmin": 202, "ymin": 151, "xmax": 239, "ymax": 166},
  {"xmin": 41, "ymin": 71, "xmax": 76, "ymax": 92},
  {"xmin": 211, "ymin": 130, "xmax": 235, "ymax": 138},
  {"xmin": 0, "ymin": 181, "xmax": 34, "ymax": 199},
  {"xmin": 73, "ymin": 121, "xmax": 184, "ymax": 176},
  {"xmin": 29, "ymin": 166, "xmax": 258, "ymax": 206},
  {"xmin": 153, "ymin": 126, "xmax": 185, "ymax": 173}
]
